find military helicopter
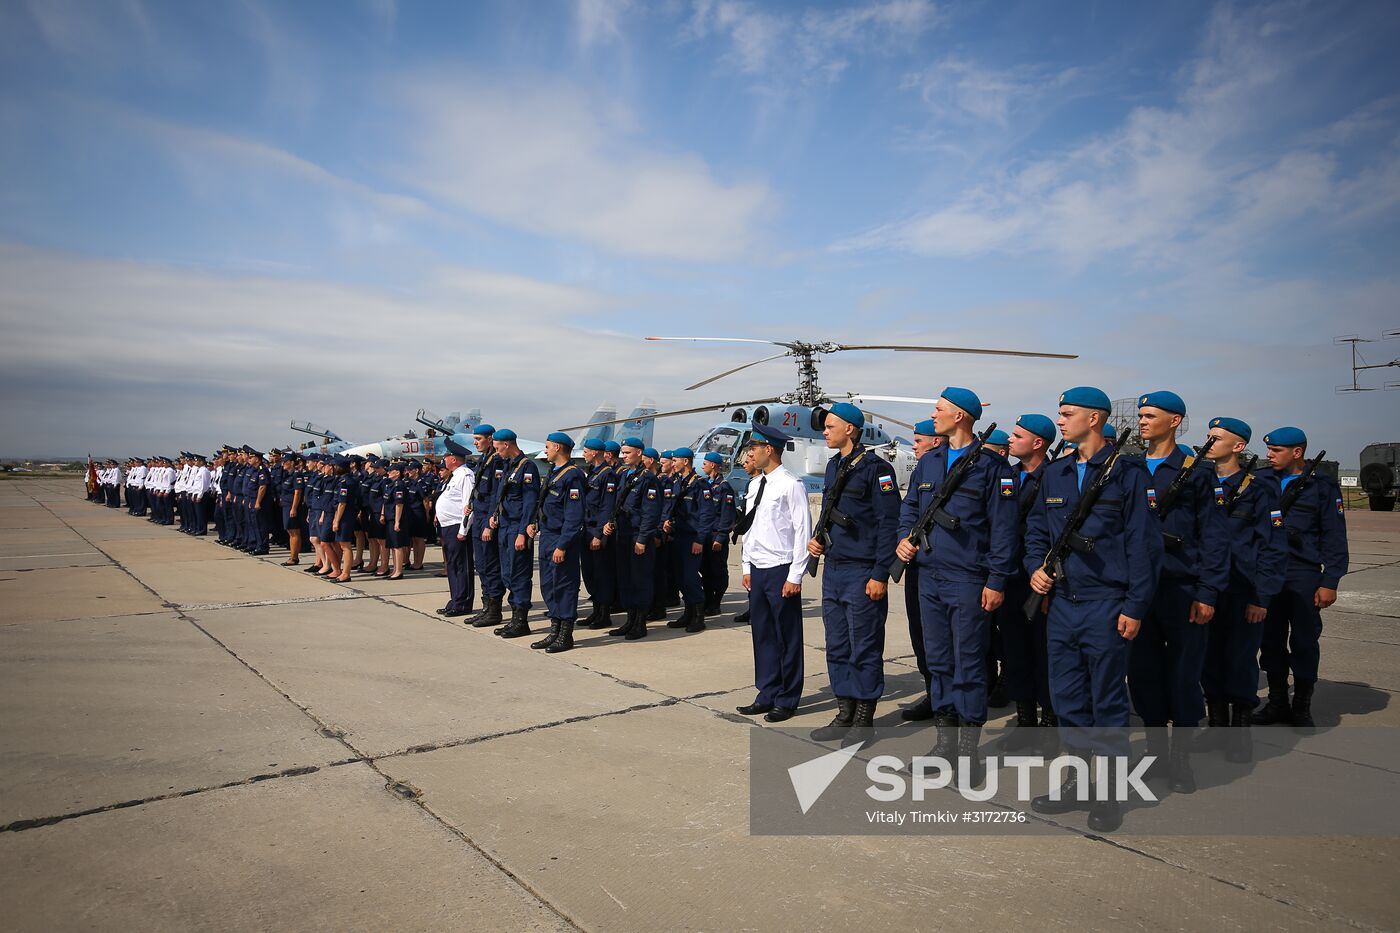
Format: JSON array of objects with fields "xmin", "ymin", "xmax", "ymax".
[{"xmin": 563, "ymin": 337, "xmax": 1077, "ymax": 493}]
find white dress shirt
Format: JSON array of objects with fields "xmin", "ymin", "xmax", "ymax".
[
  {"xmin": 190, "ymin": 466, "xmax": 211, "ymax": 495},
  {"xmin": 740, "ymin": 465, "xmax": 812, "ymax": 586},
  {"xmin": 128, "ymin": 465, "xmax": 146, "ymax": 489},
  {"xmin": 435, "ymin": 464, "xmax": 474, "ymax": 528}
]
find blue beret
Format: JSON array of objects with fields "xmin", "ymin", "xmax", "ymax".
[
  {"xmin": 1059, "ymin": 386, "xmax": 1112, "ymax": 412},
  {"xmin": 827, "ymin": 401, "xmax": 865, "ymax": 429},
  {"xmin": 1138, "ymin": 390, "xmax": 1186, "ymax": 416},
  {"xmin": 444, "ymin": 438, "xmax": 470, "ymax": 457},
  {"xmin": 941, "ymin": 387, "xmax": 982, "ymax": 421},
  {"xmin": 672, "ymin": 447, "xmax": 695, "ymax": 459},
  {"xmin": 642, "ymin": 447, "xmax": 659, "ymax": 459},
  {"xmin": 750, "ymin": 424, "xmax": 791, "ymax": 447},
  {"xmin": 1016, "ymin": 414, "xmax": 1056, "ymax": 443},
  {"xmin": 703, "ymin": 452, "xmax": 725, "ymax": 465},
  {"xmin": 472, "ymin": 423, "xmax": 495, "ymax": 436},
  {"xmin": 583, "ymin": 438, "xmax": 605, "ymax": 452},
  {"xmin": 913, "ymin": 419, "xmax": 937, "ymax": 437},
  {"xmin": 494, "ymin": 428, "xmax": 517, "ymax": 443},
  {"xmin": 546, "ymin": 431, "xmax": 575, "ymax": 448},
  {"xmin": 660, "ymin": 449, "xmax": 674, "ymax": 459},
  {"xmin": 1208, "ymin": 417, "xmax": 1251, "ymax": 442},
  {"xmin": 604, "ymin": 440, "xmax": 621, "ymax": 454},
  {"xmin": 620, "ymin": 436, "xmax": 644, "ymax": 449},
  {"xmin": 1103, "ymin": 423, "xmax": 1117, "ymax": 439},
  {"xmin": 1264, "ymin": 426, "xmax": 1307, "ymax": 447},
  {"xmin": 986, "ymin": 429, "xmax": 1010, "ymax": 446}
]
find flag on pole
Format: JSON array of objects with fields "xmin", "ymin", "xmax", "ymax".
[{"xmin": 86, "ymin": 454, "xmax": 98, "ymax": 497}]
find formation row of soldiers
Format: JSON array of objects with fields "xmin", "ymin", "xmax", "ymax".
[{"xmin": 736, "ymin": 388, "xmax": 1347, "ymax": 834}]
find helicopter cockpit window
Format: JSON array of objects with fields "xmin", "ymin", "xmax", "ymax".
[{"xmin": 697, "ymin": 428, "xmax": 745, "ymax": 465}]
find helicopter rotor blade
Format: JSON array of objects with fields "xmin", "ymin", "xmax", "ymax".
[
  {"xmin": 857, "ymin": 408, "xmax": 916, "ymax": 430},
  {"xmin": 840, "ymin": 393, "xmax": 945, "ymax": 407},
  {"xmin": 646, "ymin": 336, "xmax": 796, "ymax": 349},
  {"xmin": 686, "ymin": 352, "xmax": 792, "ymax": 391},
  {"xmin": 835, "ymin": 343, "xmax": 1077, "ymax": 360},
  {"xmin": 560, "ymin": 397, "xmax": 784, "ymax": 431}
]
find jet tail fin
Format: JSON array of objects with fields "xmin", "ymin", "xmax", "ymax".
[
  {"xmin": 582, "ymin": 401, "xmax": 619, "ymax": 444},
  {"xmin": 619, "ymin": 399, "xmax": 658, "ymax": 448}
]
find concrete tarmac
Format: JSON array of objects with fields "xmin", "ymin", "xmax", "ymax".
[{"xmin": 2, "ymin": 480, "xmax": 1397, "ymax": 931}]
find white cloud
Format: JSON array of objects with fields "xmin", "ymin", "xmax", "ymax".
[
  {"xmin": 574, "ymin": 0, "xmax": 636, "ymax": 48},
  {"xmin": 841, "ymin": 2, "xmax": 1400, "ymax": 267},
  {"xmin": 392, "ymin": 76, "xmax": 774, "ymax": 261},
  {"xmin": 684, "ymin": 0, "xmax": 938, "ymax": 85}
]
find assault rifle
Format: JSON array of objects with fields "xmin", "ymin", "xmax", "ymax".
[{"xmin": 889, "ymin": 423, "xmax": 998, "ymax": 584}]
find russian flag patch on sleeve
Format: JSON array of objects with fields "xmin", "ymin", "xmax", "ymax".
[
  {"xmin": 1270, "ymin": 509, "xmax": 1283, "ymax": 527},
  {"xmin": 1336, "ymin": 497, "xmax": 1344, "ymax": 515},
  {"xmin": 878, "ymin": 475, "xmax": 895, "ymax": 493},
  {"xmin": 1000, "ymin": 477, "xmax": 1015, "ymax": 496}
]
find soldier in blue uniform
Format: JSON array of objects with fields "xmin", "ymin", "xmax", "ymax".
[
  {"xmin": 662, "ymin": 448, "xmax": 715, "ymax": 634},
  {"xmin": 808, "ymin": 402, "xmax": 901, "ymax": 742},
  {"xmin": 468, "ymin": 425, "xmax": 506, "ymax": 629},
  {"xmin": 251, "ymin": 449, "xmax": 274, "ymax": 555},
  {"xmin": 1027, "ymin": 387, "xmax": 1162, "ymax": 833},
  {"xmin": 268, "ymin": 449, "xmax": 290, "ymax": 550},
  {"xmin": 278, "ymin": 452, "xmax": 306, "ymax": 565},
  {"xmin": 993, "ymin": 414, "xmax": 1059, "ymax": 750},
  {"xmin": 580, "ymin": 438, "xmax": 618, "ymax": 629},
  {"xmin": 1254, "ymin": 426, "xmax": 1349, "ymax": 729},
  {"xmin": 402, "ymin": 460, "xmax": 430, "ymax": 572},
  {"xmin": 487, "ymin": 429, "xmax": 540, "ymax": 638},
  {"xmin": 899, "ymin": 420, "xmax": 943, "ymax": 721},
  {"xmin": 1131, "ymin": 391, "xmax": 1230, "ymax": 792},
  {"xmin": 604, "ymin": 437, "xmax": 663, "ymax": 640},
  {"xmin": 527, "ymin": 432, "xmax": 588, "ymax": 653},
  {"xmin": 894, "ymin": 388, "xmax": 1018, "ymax": 782},
  {"xmin": 1201, "ymin": 417, "xmax": 1287, "ymax": 761},
  {"xmin": 701, "ymin": 451, "xmax": 737, "ymax": 617},
  {"xmin": 329, "ymin": 456, "xmax": 359, "ymax": 581},
  {"xmin": 381, "ymin": 460, "xmax": 407, "ymax": 580}
]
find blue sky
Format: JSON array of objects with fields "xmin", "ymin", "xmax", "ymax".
[{"xmin": 1, "ymin": 0, "xmax": 1397, "ymax": 462}]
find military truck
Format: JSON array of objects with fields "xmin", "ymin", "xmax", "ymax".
[{"xmin": 1359, "ymin": 442, "xmax": 1400, "ymax": 511}]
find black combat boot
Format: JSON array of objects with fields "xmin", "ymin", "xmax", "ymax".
[
  {"xmin": 1087, "ymin": 757, "xmax": 1123, "ymax": 833},
  {"xmin": 900, "ymin": 695, "xmax": 934, "ymax": 721},
  {"xmin": 667, "ymin": 605, "xmax": 690, "ymax": 628},
  {"xmin": 930, "ymin": 710, "xmax": 959, "ymax": 761},
  {"xmin": 1032, "ymin": 750, "xmax": 1090, "ymax": 815},
  {"xmin": 735, "ymin": 609, "xmax": 751, "ymax": 625},
  {"xmin": 987, "ymin": 668, "xmax": 1009, "ymax": 709},
  {"xmin": 998, "ymin": 701, "xmax": 1040, "ymax": 752},
  {"xmin": 531, "ymin": 619, "xmax": 561, "ymax": 650},
  {"xmin": 607, "ymin": 610, "xmax": 633, "ymax": 637},
  {"xmin": 546, "ymin": 619, "xmax": 575, "ymax": 653},
  {"xmin": 1038, "ymin": 703, "xmax": 1060, "ymax": 758},
  {"xmin": 1142, "ymin": 727, "xmax": 1169, "ymax": 784},
  {"xmin": 625, "ymin": 611, "xmax": 649, "ymax": 640},
  {"xmin": 588, "ymin": 607, "xmax": 613, "ymax": 630},
  {"xmin": 1226, "ymin": 702, "xmax": 1253, "ymax": 763},
  {"xmin": 956, "ymin": 722, "xmax": 986, "ymax": 788},
  {"xmin": 1168, "ymin": 725, "xmax": 1196, "ymax": 794},
  {"xmin": 685, "ymin": 604, "xmax": 706, "ymax": 633},
  {"xmin": 471, "ymin": 597, "xmax": 503, "ymax": 629},
  {"xmin": 497, "ymin": 606, "xmax": 531, "ymax": 638},
  {"xmin": 1291, "ymin": 679, "xmax": 1316, "ymax": 729},
  {"xmin": 810, "ymin": 698, "xmax": 857, "ymax": 742},
  {"xmin": 1201, "ymin": 700, "xmax": 1229, "ymax": 750},
  {"xmin": 1252, "ymin": 672, "xmax": 1293, "ymax": 726}
]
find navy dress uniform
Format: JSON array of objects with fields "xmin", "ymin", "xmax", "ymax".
[
  {"xmin": 665, "ymin": 449, "xmax": 716, "ymax": 633},
  {"xmin": 701, "ymin": 452, "xmax": 738, "ymax": 616},
  {"xmin": 468, "ymin": 426, "xmax": 506, "ymax": 628},
  {"xmin": 1023, "ymin": 388, "xmax": 1163, "ymax": 762},
  {"xmin": 812, "ymin": 403, "xmax": 902, "ymax": 737},
  {"xmin": 489, "ymin": 430, "xmax": 541, "ymax": 637},
  {"xmin": 1200, "ymin": 417, "xmax": 1287, "ymax": 760},
  {"xmin": 581, "ymin": 439, "xmax": 619, "ymax": 629},
  {"xmin": 530, "ymin": 433, "xmax": 588, "ymax": 653},
  {"xmin": 1255, "ymin": 426, "xmax": 1349, "ymax": 729},
  {"xmin": 897, "ymin": 389, "xmax": 1018, "ymax": 766},
  {"xmin": 608, "ymin": 438, "xmax": 663, "ymax": 640},
  {"xmin": 1129, "ymin": 391, "xmax": 1230, "ymax": 789}
]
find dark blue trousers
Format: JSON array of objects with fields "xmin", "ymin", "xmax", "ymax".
[
  {"xmin": 1262, "ymin": 583, "xmax": 1323, "ymax": 683},
  {"xmin": 702, "ymin": 539, "xmax": 729, "ymax": 607},
  {"xmin": 473, "ymin": 516, "xmax": 504, "ymax": 599},
  {"xmin": 441, "ymin": 523, "xmax": 474, "ymax": 613},
  {"xmin": 583, "ymin": 537, "xmax": 613, "ymax": 610},
  {"xmin": 995, "ymin": 571, "xmax": 1051, "ymax": 707},
  {"xmin": 918, "ymin": 571, "xmax": 992, "ymax": 724},
  {"xmin": 820, "ymin": 559, "xmax": 886, "ymax": 701},
  {"xmin": 902, "ymin": 563, "xmax": 931, "ymax": 685},
  {"xmin": 616, "ymin": 530, "xmax": 655, "ymax": 611},
  {"xmin": 497, "ymin": 523, "xmax": 534, "ymax": 609},
  {"xmin": 539, "ymin": 531, "xmax": 581, "ymax": 619},
  {"xmin": 1202, "ymin": 584, "xmax": 1266, "ymax": 705},
  {"xmin": 749, "ymin": 564, "xmax": 804, "ymax": 708},
  {"xmin": 1129, "ymin": 576, "xmax": 1208, "ymax": 726},
  {"xmin": 673, "ymin": 532, "xmax": 705, "ymax": 605},
  {"xmin": 1047, "ymin": 596, "xmax": 1131, "ymax": 756}
]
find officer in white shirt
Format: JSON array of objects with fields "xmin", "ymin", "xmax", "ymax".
[
  {"xmin": 435, "ymin": 438, "xmax": 477, "ymax": 618},
  {"xmin": 127, "ymin": 460, "xmax": 147, "ymax": 516},
  {"xmin": 735, "ymin": 424, "xmax": 812, "ymax": 723}
]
